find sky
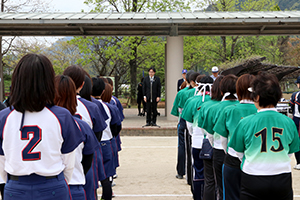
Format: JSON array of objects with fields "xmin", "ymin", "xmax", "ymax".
[
  {"xmin": 19, "ymin": 0, "xmax": 92, "ymax": 45},
  {"xmin": 49, "ymin": 0, "xmax": 91, "ymax": 12}
]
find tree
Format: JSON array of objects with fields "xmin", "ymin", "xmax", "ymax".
[
  {"xmin": 201, "ymin": 0, "xmax": 279, "ymax": 63},
  {"xmin": 0, "ymin": 0, "xmax": 50, "ymax": 100},
  {"xmin": 45, "ymin": 38, "xmax": 82, "ymax": 75},
  {"xmin": 81, "ymin": 0, "xmax": 195, "ymax": 101}
]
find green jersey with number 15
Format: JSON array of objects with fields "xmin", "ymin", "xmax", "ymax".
[{"xmin": 228, "ymin": 108, "xmax": 299, "ymax": 176}]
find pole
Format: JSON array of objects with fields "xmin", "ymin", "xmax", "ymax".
[{"xmin": 0, "ymin": 0, "xmax": 4, "ymax": 102}]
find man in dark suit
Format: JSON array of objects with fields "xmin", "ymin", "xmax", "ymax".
[
  {"xmin": 177, "ymin": 69, "xmax": 187, "ymax": 92},
  {"xmin": 143, "ymin": 67, "xmax": 161, "ymax": 126}
]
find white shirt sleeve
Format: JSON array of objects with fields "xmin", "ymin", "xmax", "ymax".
[
  {"xmin": 186, "ymin": 121, "xmax": 193, "ymax": 136},
  {"xmin": 0, "ymin": 155, "xmax": 7, "ymax": 183},
  {"xmin": 228, "ymin": 147, "xmax": 244, "ymax": 162},
  {"xmin": 206, "ymin": 132, "xmax": 214, "ymax": 147},
  {"xmin": 220, "ymin": 135, "xmax": 228, "ymax": 153},
  {"xmin": 62, "ymin": 150, "xmax": 76, "ymax": 183}
]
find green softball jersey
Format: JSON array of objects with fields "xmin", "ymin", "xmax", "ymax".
[
  {"xmin": 178, "ymin": 87, "xmax": 196, "ymax": 109},
  {"xmin": 214, "ymin": 102, "xmax": 257, "ymax": 143},
  {"xmin": 228, "ymin": 108, "xmax": 300, "ymax": 176},
  {"xmin": 201, "ymin": 100, "xmax": 238, "ymax": 149},
  {"xmin": 201, "ymin": 100, "xmax": 238, "ymax": 135},
  {"xmin": 181, "ymin": 95, "xmax": 211, "ymax": 124},
  {"xmin": 197, "ymin": 100, "xmax": 220, "ymax": 128},
  {"xmin": 171, "ymin": 87, "xmax": 189, "ymax": 117}
]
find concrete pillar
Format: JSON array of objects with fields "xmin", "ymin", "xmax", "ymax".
[{"xmin": 165, "ymin": 36, "xmax": 183, "ymax": 121}]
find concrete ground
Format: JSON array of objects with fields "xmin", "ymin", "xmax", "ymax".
[
  {"xmin": 96, "ymin": 108, "xmax": 300, "ymax": 199},
  {"xmin": 97, "ymin": 136, "xmax": 192, "ymax": 200},
  {"xmin": 97, "ymin": 136, "xmax": 300, "ymax": 200}
]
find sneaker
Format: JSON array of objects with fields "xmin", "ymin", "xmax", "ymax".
[
  {"xmin": 294, "ymin": 164, "xmax": 300, "ymax": 170},
  {"xmin": 113, "ymin": 174, "xmax": 118, "ymax": 179},
  {"xmin": 175, "ymin": 174, "xmax": 183, "ymax": 179}
]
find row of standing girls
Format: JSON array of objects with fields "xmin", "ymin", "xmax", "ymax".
[
  {"xmin": 172, "ymin": 71, "xmax": 299, "ymax": 200},
  {"xmin": 0, "ymin": 53, "xmax": 124, "ymax": 200}
]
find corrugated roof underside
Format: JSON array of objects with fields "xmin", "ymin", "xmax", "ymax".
[{"xmin": 0, "ymin": 11, "xmax": 300, "ymax": 21}]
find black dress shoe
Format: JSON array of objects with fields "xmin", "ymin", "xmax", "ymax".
[
  {"xmin": 145, "ymin": 122, "xmax": 151, "ymax": 126},
  {"xmin": 151, "ymin": 123, "xmax": 158, "ymax": 126}
]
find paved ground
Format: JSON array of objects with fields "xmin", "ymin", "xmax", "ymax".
[
  {"xmin": 97, "ymin": 136, "xmax": 300, "ymax": 200},
  {"xmin": 97, "ymin": 136, "xmax": 192, "ymax": 200},
  {"xmin": 122, "ymin": 108, "xmax": 178, "ymax": 129},
  {"xmin": 96, "ymin": 109, "xmax": 300, "ymax": 199}
]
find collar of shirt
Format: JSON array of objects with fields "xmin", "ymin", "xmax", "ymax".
[
  {"xmin": 257, "ymin": 107, "xmax": 277, "ymax": 113},
  {"xmin": 240, "ymin": 99, "xmax": 254, "ymax": 104}
]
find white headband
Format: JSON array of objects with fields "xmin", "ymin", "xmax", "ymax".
[
  {"xmin": 221, "ymin": 92, "xmax": 238, "ymax": 101},
  {"xmin": 196, "ymin": 83, "xmax": 213, "ymax": 102}
]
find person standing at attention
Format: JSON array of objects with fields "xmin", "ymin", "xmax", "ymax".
[
  {"xmin": 177, "ymin": 69, "xmax": 187, "ymax": 92},
  {"xmin": 137, "ymin": 77, "xmax": 146, "ymax": 116},
  {"xmin": 289, "ymin": 76, "xmax": 300, "ymax": 170},
  {"xmin": 210, "ymin": 66, "xmax": 219, "ymax": 81},
  {"xmin": 143, "ymin": 67, "xmax": 161, "ymax": 126}
]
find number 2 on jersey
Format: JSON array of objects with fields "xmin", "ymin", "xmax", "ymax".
[
  {"xmin": 21, "ymin": 126, "xmax": 42, "ymax": 161},
  {"xmin": 255, "ymin": 127, "xmax": 284, "ymax": 153}
]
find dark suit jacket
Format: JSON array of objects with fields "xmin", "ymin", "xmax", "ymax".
[
  {"xmin": 177, "ymin": 78, "xmax": 184, "ymax": 92},
  {"xmin": 143, "ymin": 76, "xmax": 161, "ymax": 102}
]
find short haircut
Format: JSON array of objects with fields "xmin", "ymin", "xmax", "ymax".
[
  {"xmin": 63, "ymin": 65, "xmax": 85, "ymax": 89},
  {"xmin": 10, "ymin": 54, "xmax": 55, "ymax": 112},
  {"xmin": 148, "ymin": 67, "xmax": 156, "ymax": 72},
  {"xmin": 189, "ymin": 72, "xmax": 201, "ymax": 83},
  {"xmin": 236, "ymin": 74, "xmax": 255, "ymax": 101},
  {"xmin": 211, "ymin": 75, "xmax": 224, "ymax": 101},
  {"xmin": 199, "ymin": 75, "xmax": 214, "ymax": 91},
  {"xmin": 101, "ymin": 77, "xmax": 108, "ymax": 84},
  {"xmin": 79, "ymin": 75, "xmax": 92, "ymax": 101},
  {"xmin": 186, "ymin": 70, "xmax": 195, "ymax": 84},
  {"xmin": 189, "ymin": 72, "xmax": 200, "ymax": 89},
  {"xmin": 92, "ymin": 78, "xmax": 105, "ymax": 97},
  {"xmin": 101, "ymin": 83, "xmax": 112, "ymax": 103},
  {"xmin": 251, "ymin": 72, "xmax": 282, "ymax": 107},
  {"xmin": 196, "ymin": 75, "xmax": 206, "ymax": 83},
  {"xmin": 54, "ymin": 75, "xmax": 77, "ymax": 115},
  {"xmin": 106, "ymin": 77, "xmax": 113, "ymax": 88},
  {"xmin": 220, "ymin": 74, "xmax": 238, "ymax": 100}
]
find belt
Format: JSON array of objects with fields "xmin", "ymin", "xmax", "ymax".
[{"xmin": 9, "ymin": 174, "xmax": 57, "ymax": 181}]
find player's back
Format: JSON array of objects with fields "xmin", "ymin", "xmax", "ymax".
[
  {"xmin": 231, "ymin": 110, "xmax": 299, "ymax": 176},
  {"xmin": 0, "ymin": 106, "xmax": 83, "ymax": 176}
]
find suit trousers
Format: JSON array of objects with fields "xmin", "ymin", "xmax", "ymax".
[{"xmin": 146, "ymin": 100, "xmax": 158, "ymax": 123}]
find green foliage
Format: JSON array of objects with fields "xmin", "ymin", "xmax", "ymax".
[
  {"xmin": 83, "ymin": 0, "xmax": 195, "ymax": 12},
  {"xmin": 277, "ymin": 0, "xmax": 300, "ymax": 10}
]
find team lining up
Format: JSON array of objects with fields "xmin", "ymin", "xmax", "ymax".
[
  {"xmin": 171, "ymin": 71, "xmax": 299, "ymax": 200},
  {"xmin": 0, "ymin": 54, "xmax": 124, "ymax": 200}
]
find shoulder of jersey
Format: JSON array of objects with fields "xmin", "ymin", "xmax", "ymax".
[
  {"xmin": 78, "ymin": 97, "xmax": 99, "ymax": 110},
  {"xmin": 0, "ymin": 107, "xmax": 14, "ymax": 119},
  {"xmin": 48, "ymin": 105, "xmax": 74, "ymax": 115},
  {"xmin": 73, "ymin": 117, "xmax": 92, "ymax": 132}
]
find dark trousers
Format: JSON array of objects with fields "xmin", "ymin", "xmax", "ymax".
[
  {"xmin": 240, "ymin": 172, "xmax": 293, "ymax": 200},
  {"xmin": 192, "ymin": 148, "xmax": 204, "ymax": 200},
  {"xmin": 293, "ymin": 116, "xmax": 300, "ymax": 164},
  {"xmin": 185, "ymin": 129, "xmax": 192, "ymax": 186},
  {"xmin": 146, "ymin": 100, "xmax": 157, "ymax": 123},
  {"xmin": 223, "ymin": 164, "xmax": 241, "ymax": 200},
  {"xmin": 213, "ymin": 149, "xmax": 225, "ymax": 200},
  {"xmin": 137, "ymin": 97, "xmax": 146, "ymax": 115},
  {"xmin": 203, "ymin": 158, "xmax": 217, "ymax": 200},
  {"xmin": 177, "ymin": 117, "xmax": 186, "ymax": 176}
]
